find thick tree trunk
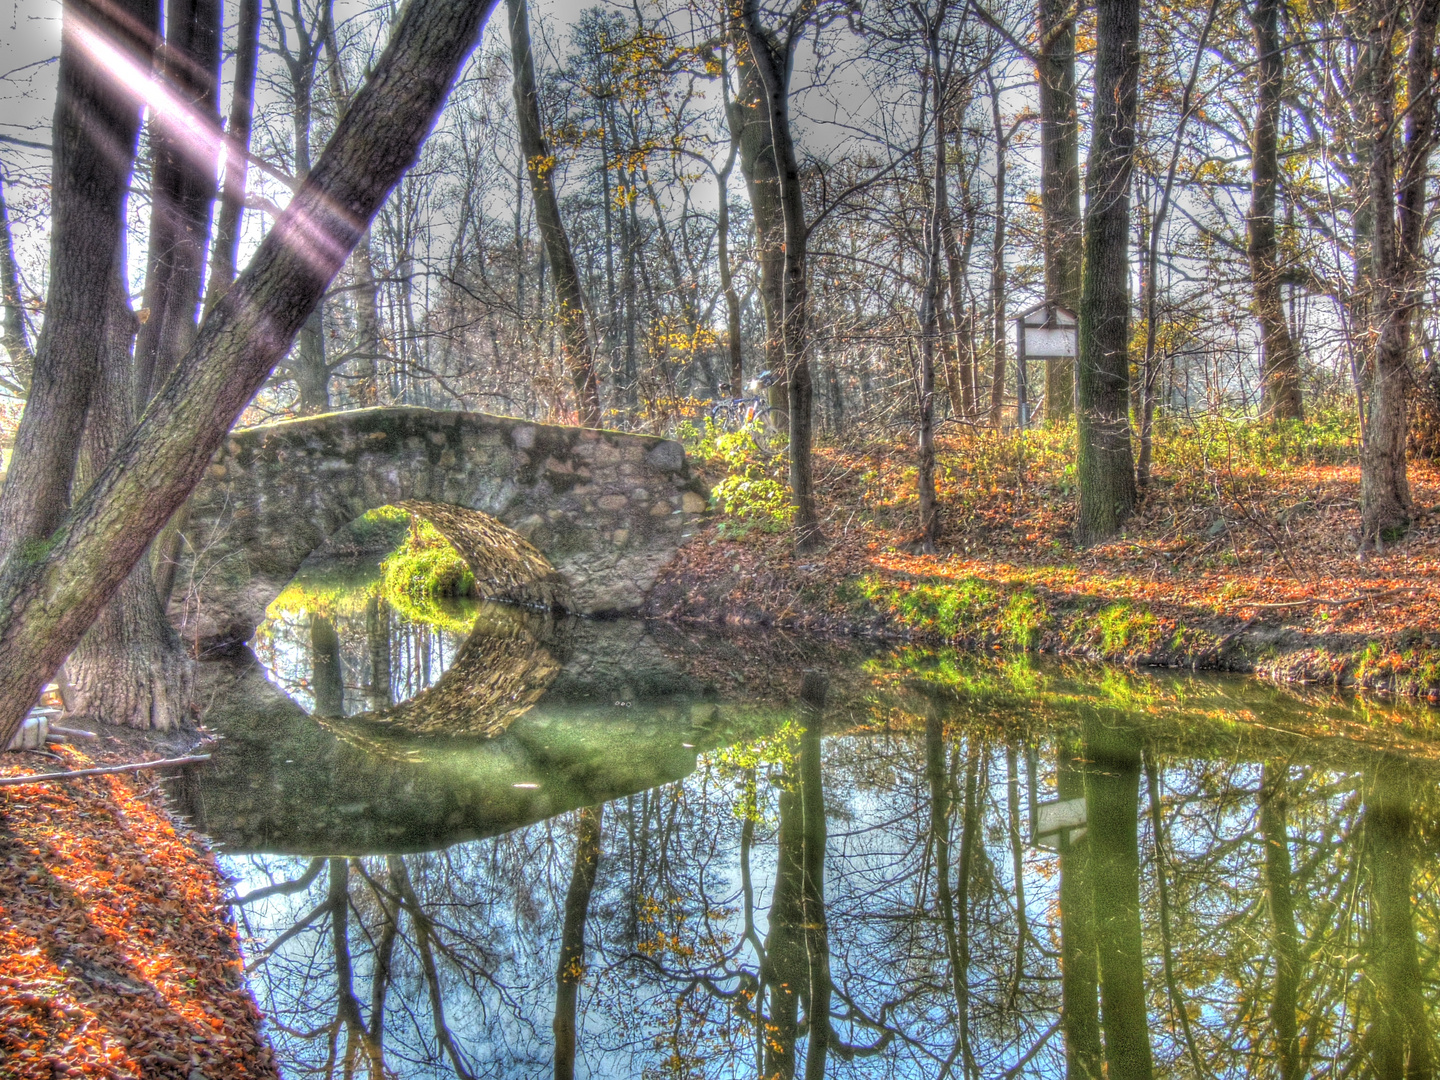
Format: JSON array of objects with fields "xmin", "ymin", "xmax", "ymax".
[
  {"xmin": 1075, "ymin": 0, "xmax": 1140, "ymax": 544},
  {"xmin": 1038, "ymin": 0, "xmax": 1081, "ymax": 420},
  {"xmin": 716, "ymin": 143, "xmax": 744, "ymax": 392},
  {"xmin": 0, "ymin": 0, "xmax": 158, "ymax": 558},
  {"xmin": 507, "ymin": 0, "xmax": 602, "ymax": 427},
  {"xmin": 0, "ymin": 172, "xmax": 33, "ymax": 391},
  {"xmin": 0, "ymin": 0, "xmax": 504, "ymax": 750},
  {"xmin": 554, "ymin": 804, "xmax": 602, "ymax": 1080},
  {"xmin": 68, "ymin": 265, "xmax": 193, "ymax": 730},
  {"xmin": 1358, "ymin": 0, "xmax": 1440, "ymax": 541},
  {"xmin": 1250, "ymin": 0, "xmax": 1304, "ymax": 421},
  {"xmin": 1083, "ymin": 715, "xmax": 1154, "ymax": 1080},
  {"xmin": 797, "ymin": 672, "xmax": 830, "ymax": 1080},
  {"xmin": 73, "ymin": 0, "xmax": 219, "ymax": 726}
]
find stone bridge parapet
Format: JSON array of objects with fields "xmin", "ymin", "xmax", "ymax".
[{"xmin": 173, "ymin": 407, "xmax": 708, "ymax": 650}]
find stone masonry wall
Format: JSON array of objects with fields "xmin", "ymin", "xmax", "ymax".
[{"xmin": 172, "ymin": 407, "xmax": 709, "ymax": 651}]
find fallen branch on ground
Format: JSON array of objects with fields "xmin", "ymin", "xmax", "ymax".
[{"xmin": 0, "ymin": 754, "xmax": 210, "ymax": 787}]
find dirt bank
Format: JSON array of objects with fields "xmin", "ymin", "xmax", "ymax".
[{"xmin": 646, "ymin": 431, "xmax": 1440, "ymax": 702}]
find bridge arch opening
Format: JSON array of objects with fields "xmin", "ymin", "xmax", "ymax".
[{"xmin": 250, "ymin": 503, "xmax": 569, "ymax": 732}]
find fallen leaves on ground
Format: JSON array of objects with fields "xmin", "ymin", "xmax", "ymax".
[
  {"xmin": 0, "ymin": 742, "xmax": 277, "ymax": 1079},
  {"xmin": 653, "ymin": 428, "xmax": 1440, "ymax": 689}
]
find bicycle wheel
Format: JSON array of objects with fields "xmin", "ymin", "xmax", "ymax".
[
  {"xmin": 749, "ymin": 406, "xmax": 783, "ymax": 457},
  {"xmin": 710, "ymin": 401, "xmax": 739, "ymax": 432}
]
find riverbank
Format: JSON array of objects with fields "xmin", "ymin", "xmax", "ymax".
[
  {"xmin": 0, "ymin": 736, "xmax": 277, "ymax": 1080},
  {"xmin": 648, "ymin": 420, "xmax": 1440, "ymax": 700}
]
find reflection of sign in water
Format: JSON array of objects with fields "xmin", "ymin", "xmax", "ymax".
[
  {"xmin": 1014, "ymin": 302, "xmax": 1078, "ymax": 431},
  {"xmin": 1032, "ymin": 795, "xmax": 1087, "ymax": 849}
]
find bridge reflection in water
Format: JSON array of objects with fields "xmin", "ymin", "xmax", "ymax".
[{"xmin": 174, "ymin": 589, "xmax": 1440, "ymax": 1079}]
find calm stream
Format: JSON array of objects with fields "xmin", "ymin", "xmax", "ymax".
[{"xmin": 171, "ymin": 559, "xmax": 1440, "ymax": 1079}]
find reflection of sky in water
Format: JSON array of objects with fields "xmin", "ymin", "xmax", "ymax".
[
  {"xmin": 251, "ymin": 564, "xmax": 477, "ymax": 716},
  {"xmin": 211, "ymin": 636, "xmax": 1440, "ymax": 1079}
]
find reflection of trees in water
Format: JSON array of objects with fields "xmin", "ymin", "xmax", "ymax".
[
  {"xmin": 252, "ymin": 578, "xmax": 473, "ymax": 717},
  {"xmin": 227, "ymin": 698, "xmax": 1440, "ymax": 1079}
]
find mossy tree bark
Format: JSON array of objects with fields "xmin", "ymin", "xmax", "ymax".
[
  {"xmin": 0, "ymin": 0, "xmax": 505, "ymax": 751},
  {"xmin": 507, "ymin": 0, "xmax": 602, "ymax": 428},
  {"xmin": 1075, "ymin": 0, "xmax": 1140, "ymax": 544}
]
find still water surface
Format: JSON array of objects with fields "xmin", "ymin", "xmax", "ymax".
[{"xmin": 173, "ymin": 562, "xmax": 1440, "ymax": 1079}]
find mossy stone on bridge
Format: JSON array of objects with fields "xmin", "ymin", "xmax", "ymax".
[{"xmin": 173, "ymin": 407, "xmax": 708, "ymax": 652}]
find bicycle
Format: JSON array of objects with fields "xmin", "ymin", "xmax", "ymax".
[{"xmin": 710, "ymin": 384, "xmax": 783, "ymax": 457}]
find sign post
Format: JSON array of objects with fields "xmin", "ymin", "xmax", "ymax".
[{"xmin": 1015, "ymin": 302, "xmax": 1078, "ymax": 429}]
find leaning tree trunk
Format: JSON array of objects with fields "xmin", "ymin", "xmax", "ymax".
[
  {"xmin": 1038, "ymin": 0, "xmax": 1082, "ymax": 421},
  {"xmin": 1250, "ymin": 0, "xmax": 1304, "ymax": 421},
  {"xmin": 0, "ymin": 0, "xmax": 507, "ymax": 751},
  {"xmin": 67, "ymin": 267, "xmax": 193, "ymax": 730},
  {"xmin": 1075, "ymin": 0, "xmax": 1140, "ymax": 544},
  {"xmin": 0, "ymin": 0, "xmax": 158, "ymax": 558},
  {"xmin": 507, "ymin": 0, "xmax": 602, "ymax": 427}
]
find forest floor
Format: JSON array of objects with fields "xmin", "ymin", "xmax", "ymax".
[
  {"xmin": 648, "ymin": 414, "xmax": 1440, "ymax": 701},
  {"xmin": 0, "ymin": 731, "xmax": 277, "ymax": 1080}
]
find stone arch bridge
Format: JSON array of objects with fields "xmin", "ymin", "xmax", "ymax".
[{"xmin": 172, "ymin": 407, "xmax": 708, "ymax": 652}]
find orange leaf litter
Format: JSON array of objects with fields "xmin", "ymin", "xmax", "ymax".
[{"xmin": 1, "ymin": 744, "xmax": 277, "ymax": 1079}]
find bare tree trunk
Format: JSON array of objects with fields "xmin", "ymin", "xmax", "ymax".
[
  {"xmin": 0, "ymin": 172, "xmax": 33, "ymax": 391},
  {"xmin": 555, "ymin": 804, "xmax": 602, "ymax": 1080},
  {"xmin": 1075, "ymin": 0, "xmax": 1140, "ymax": 544},
  {"xmin": 0, "ymin": 0, "xmax": 506, "ymax": 750},
  {"xmin": 310, "ymin": 614, "xmax": 344, "ymax": 717},
  {"xmin": 205, "ymin": 0, "xmax": 261, "ymax": 307},
  {"xmin": 507, "ymin": 0, "xmax": 602, "ymax": 427},
  {"xmin": 133, "ymin": 0, "xmax": 222, "ymax": 412},
  {"xmin": 1250, "ymin": 0, "xmax": 1304, "ymax": 421},
  {"xmin": 916, "ymin": 31, "xmax": 947, "ymax": 551},
  {"xmin": 1358, "ymin": 0, "xmax": 1440, "ymax": 542},
  {"xmin": 1038, "ymin": 0, "xmax": 1081, "ymax": 420},
  {"xmin": 739, "ymin": 7, "xmax": 822, "ymax": 550},
  {"xmin": 0, "ymin": 0, "xmax": 159, "ymax": 557},
  {"xmin": 987, "ymin": 72, "xmax": 1008, "ymax": 428}
]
